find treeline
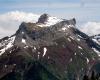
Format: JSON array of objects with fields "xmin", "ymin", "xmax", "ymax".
[{"xmin": 83, "ymin": 71, "xmax": 100, "ymax": 80}]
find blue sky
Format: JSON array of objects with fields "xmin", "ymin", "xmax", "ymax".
[{"xmin": 0, "ymin": 0, "xmax": 100, "ymax": 25}]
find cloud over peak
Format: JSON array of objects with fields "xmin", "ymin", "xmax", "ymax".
[
  {"xmin": 0, "ymin": 11, "xmax": 100, "ymax": 38},
  {"xmin": 79, "ymin": 22, "xmax": 100, "ymax": 36},
  {"xmin": 0, "ymin": 11, "xmax": 39, "ymax": 22},
  {"xmin": 0, "ymin": 11, "xmax": 39, "ymax": 38}
]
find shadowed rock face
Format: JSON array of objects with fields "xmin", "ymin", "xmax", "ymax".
[
  {"xmin": 37, "ymin": 13, "xmax": 49, "ymax": 23},
  {"xmin": 0, "ymin": 14, "xmax": 100, "ymax": 80}
]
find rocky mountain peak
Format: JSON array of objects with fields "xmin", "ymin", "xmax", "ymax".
[
  {"xmin": 0, "ymin": 13, "xmax": 100, "ymax": 80},
  {"xmin": 37, "ymin": 13, "xmax": 49, "ymax": 24}
]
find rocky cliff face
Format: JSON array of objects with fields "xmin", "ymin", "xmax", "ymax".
[{"xmin": 0, "ymin": 14, "xmax": 100, "ymax": 80}]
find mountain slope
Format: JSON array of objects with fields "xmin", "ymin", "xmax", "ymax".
[{"xmin": 0, "ymin": 14, "xmax": 100, "ymax": 80}]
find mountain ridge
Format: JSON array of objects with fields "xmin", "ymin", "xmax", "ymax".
[{"xmin": 0, "ymin": 13, "xmax": 100, "ymax": 80}]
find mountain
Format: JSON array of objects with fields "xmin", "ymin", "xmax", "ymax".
[
  {"xmin": 90, "ymin": 34, "xmax": 100, "ymax": 56},
  {"xmin": 0, "ymin": 13, "xmax": 100, "ymax": 80},
  {"xmin": 91, "ymin": 34, "xmax": 100, "ymax": 46}
]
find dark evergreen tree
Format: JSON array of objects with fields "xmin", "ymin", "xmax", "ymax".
[
  {"xmin": 91, "ymin": 71, "xmax": 96, "ymax": 80},
  {"xmin": 95, "ymin": 73, "xmax": 100, "ymax": 80},
  {"xmin": 83, "ymin": 75, "xmax": 89, "ymax": 80}
]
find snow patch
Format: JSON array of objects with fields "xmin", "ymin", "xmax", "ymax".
[
  {"xmin": 92, "ymin": 39, "xmax": 100, "ymax": 45},
  {"xmin": 86, "ymin": 58, "xmax": 89, "ymax": 64},
  {"xmin": 77, "ymin": 38, "xmax": 80, "ymax": 41},
  {"xmin": 69, "ymin": 36, "xmax": 74, "ymax": 40},
  {"xmin": 81, "ymin": 53, "xmax": 83, "ymax": 55},
  {"xmin": 38, "ymin": 54, "xmax": 39, "ymax": 59},
  {"xmin": 9, "ymin": 50, "xmax": 12, "ymax": 53},
  {"xmin": 4, "ymin": 65, "xmax": 7, "ymax": 68},
  {"xmin": 62, "ymin": 27, "xmax": 67, "ymax": 31},
  {"xmin": 78, "ymin": 46, "xmax": 83, "ymax": 49},
  {"xmin": 48, "ymin": 56, "xmax": 50, "ymax": 59},
  {"xmin": 22, "ymin": 31, "xmax": 24, "ymax": 34},
  {"xmin": 78, "ymin": 35, "xmax": 83, "ymax": 39},
  {"xmin": 43, "ymin": 47, "xmax": 47, "ymax": 57},
  {"xmin": 74, "ymin": 53, "xmax": 76, "ymax": 55},
  {"xmin": 67, "ymin": 25, "xmax": 74, "ymax": 28},
  {"xmin": 34, "ymin": 47, "xmax": 36, "ymax": 50},
  {"xmin": 92, "ymin": 47, "xmax": 100, "ymax": 56},
  {"xmin": 13, "ymin": 64, "xmax": 16, "ymax": 66},
  {"xmin": 60, "ymin": 24, "xmax": 74, "ymax": 32},
  {"xmin": 70, "ymin": 58, "xmax": 72, "ymax": 62},
  {"xmin": 67, "ymin": 38, "xmax": 71, "ymax": 42},
  {"xmin": 0, "ymin": 36, "xmax": 15, "ymax": 55},
  {"xmin": 38, "ymin": 52, "xmax": 40, "ymax": 59},
  {"xmin": 38, "ymin": 16, "xmax": 62, "ymax": 27},
  {"xmin": 46, "ymin": 17, "xmax": 62, "ymax": 26},
  {"xmin": 22, "ymin": 39, "xmax": 26, "ymax": 44},
  {"xmin": 24, "ymin": 46, "xmax": 28, "ymax": 48}
]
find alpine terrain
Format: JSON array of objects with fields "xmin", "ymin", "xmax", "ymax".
[{"xmin": 0, "ymin": 13, "xmax": 100, "ymax": 80}]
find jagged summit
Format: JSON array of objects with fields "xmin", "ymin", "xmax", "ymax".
[
  {"xmin": 37, "ymin": 13, "xmax": 49, "ymax": 23},
  {"xmin": 36, "ymin": 13, "xmax": 62, "ymax": 27},
  {"xmin": 37, "ymin": 13, "xmax": 76, "ymax": 27},
  {"xmin": 14, "ymin": 17, "xmax": 77, "ymax": 48},
  {"xmin": 0, "ymin": 13, "xmax": 100, "ymax": 80}
]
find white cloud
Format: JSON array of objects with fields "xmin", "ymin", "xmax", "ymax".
[
  {"xmin": 0, "ymin": 11, "xmax": 100, "ymax": 38},
  {"xmin": 79, "ymin": 22, "xmax": 100, "ymax": 36},
  {"xmin": 0, "ymin": 27, "xmax": 14, "ymax": 38},
  {"xmin": 0, "ymin": 11, "xmax": 39, "ymax": 38}
]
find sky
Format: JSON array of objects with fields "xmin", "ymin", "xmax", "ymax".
[
  {"xmin": 0, "ymin": 0, "xmax": 100, "ymax": 38},
  {"xmin": 0, "ymin": 0, "xmax": 100, "ymax": 23}
]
